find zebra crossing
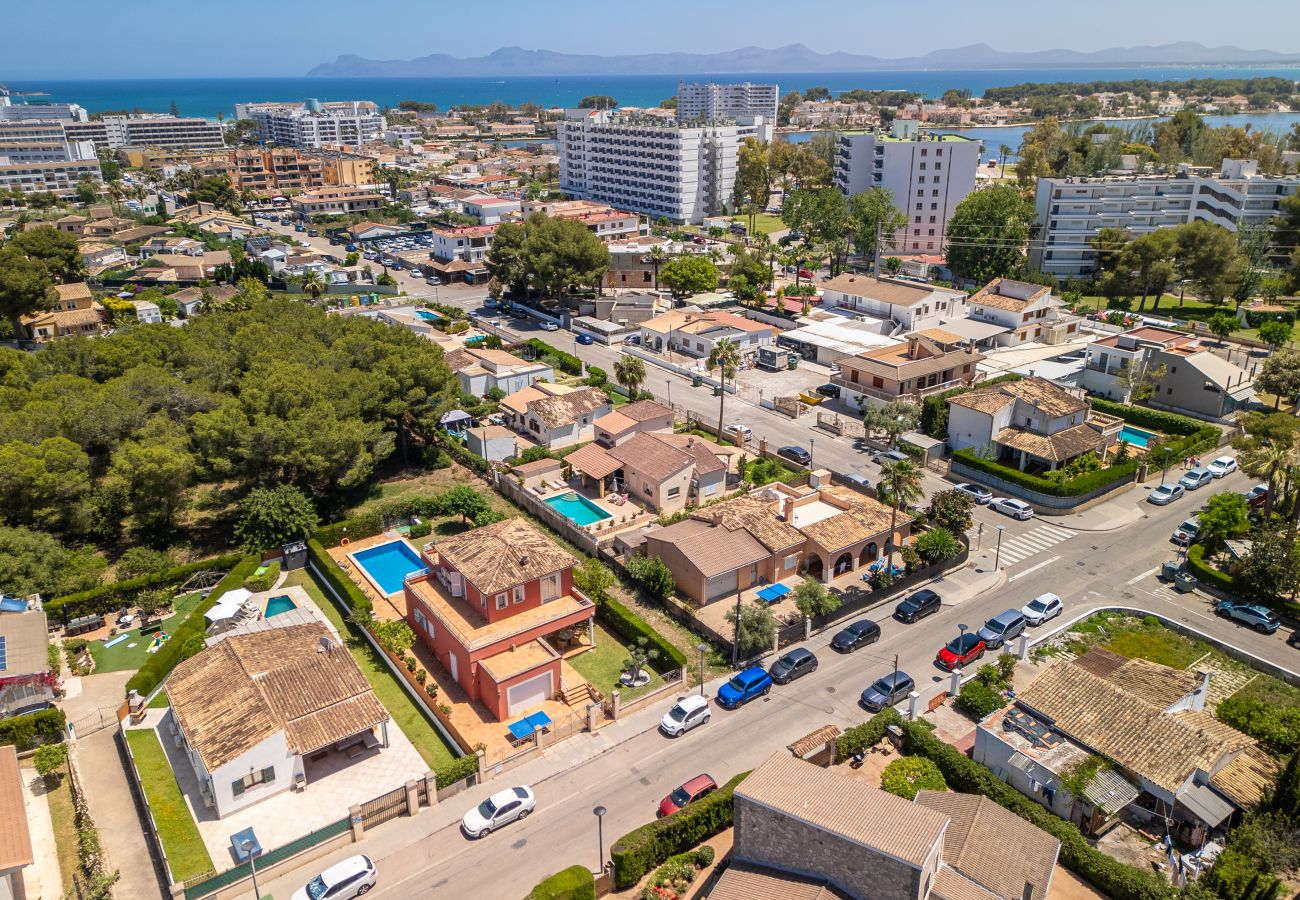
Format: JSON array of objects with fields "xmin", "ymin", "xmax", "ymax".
[{"xmin": 991, "ymin": 522, "xmax": 1077, "ymax": 567}]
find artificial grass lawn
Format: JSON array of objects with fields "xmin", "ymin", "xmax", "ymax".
[
  {"xmin": 565, "ymin": 622, "xmax": 664, "ymax": 702},
  {"xmin": 282, "ymin": 570, "xmax": 459, "ymax": 772},
  {"xmin": 45, "ymin": 766, "xmax": 80, "ymax": 892},
  {"xmin": 124, "ymin": 729, "xmax": 215, "ymax": 883},
  {"xmin": 87, "ymin": 592, "xmax": 205, "ymax": 674}
]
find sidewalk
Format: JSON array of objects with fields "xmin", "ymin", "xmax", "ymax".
[{"xmin": 1044, "ymin": 490, "xmax": 1147, "ymax": 532}]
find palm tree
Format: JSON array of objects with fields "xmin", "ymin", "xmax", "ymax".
[
  {"xmin": 300, "ymin": 270, "xmax": 325, "ymax": 302},
  {"xmin": 708, "ymin": 337, "xmax": 741, "ymax": 441},
  {"xmin": 614, "ymin": 354, "xmax": 646, "ymax": 398},
  {"xmin": 878, "ymin": 459, "xmax": 924, "ymax": 569},
  {"xmin": 649, "ymin": 245, "xmax": 665, "ymax": 291}
]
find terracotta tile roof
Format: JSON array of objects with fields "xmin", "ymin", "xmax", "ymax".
[
  {"xmin": 948, "ymin": 388, "xmax": 1015, "ymax": 415},
  {"xmin": 968, "ymin": 277, "xmax": 1051, "ymax": 312},
  {"xmin": 441, "ymin": 348, "xmax": 475, "ymax": 372},
  {"xmin": 1072, "ymin": 648, "xmax": 1199, "ymax": 709},
  {"xmin": 432, "ymin": 517, "xmax": 575, "ymax": 596},
  {"xmin": 993, "ymin": 423, "xmax": 1106, "ymax": 463},
  {"xmin": 653, "ymin": 432, "xmax": 727, "ymax": 476},
  {"xmin": 526, "ymin": 387, "xmax": 610, "ymax": 429},
  {"xmin": 564, "ymin": 443, "xmax": 623, "ymax": 479},
  {"xmin": 501, "ymin": 384, "xmax": 548, "ymax": 415},
  {"xmin": 709, "ymin": 863, "xmax": 852, "ymax": 900},
  {"xmin": 798, "ymin": 487, "xmax": 897, "ymax": 553},
  {"xmin": 694, "ymin": 494, "xmax": 805, "ymax": 552},
  {"xmin": 822, "ymin": 274, "xmax": 942, "ymax": 306},
  {"xmin": 648, "ymin": 518, "xmax": 769, "ymax": 579},
  {"xmin": 53, "ymin": 282, "xmax": 92, "ymax": 303},
  {"xmin": 1210, "ymin": 745, "xmax": 1281, "ymax": 809},
  {"xmin": 593, "ymin": 410, "xmax": 637, "ymax": 435},
  {"xmin": 914, "ymin": 327, "xmax": 967, "ymax": 344},
  {"xmin": 0, "ymin": 745, "xmax": 32, "ymax": 872},
  {"xmin": 931, "ymin": 866, "xmax": 1002, "ymax": 900},
  {"xmin": 788, "ymin": 724, "xmax": 841, "ymax": 758},
  {"xmin": 166, "ymin": 622, "xmax": 389, "ymax": 771},
  {"xmin": 737, "ymin": 752, "xmax": 948, "ymax": 867},
  {"xmin": 915, "ymin": 791, "xmax": 1060, "ymax": 900},
  {"xmin": 619, "ymin": 399, "xmax": 674, "ymax": 422},
  {"xmin": 1000, "ymin": 378, "xmax": 1088, "ymax": 418},
  {"xmin": 511, "ymin": 458, "xmax": 562, "ymax": 477},
  {"xmin": 608, "ymin": 432, "xmax": 694, "ymax": 481}
]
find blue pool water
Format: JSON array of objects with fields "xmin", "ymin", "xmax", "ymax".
[
  {"xmin": 544, "ymin": 492, "xmax": 612, "ymax": 527},
  {"xmin": 265, "ymin": 595, "xmax": 297, "ymax": 618},
  {"xmin": 415, "ymin": 310, "xmax": 442, "ymax": 322},
  {"xmin": 353, "ymin": 541, "xmax": 428, "ymax": 595},
  {"xmin": 1119, "ymin": 425, "xmax": 1158, "ymax": 449}
]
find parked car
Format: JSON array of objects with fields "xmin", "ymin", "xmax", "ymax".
[
  {"xmin": 798, "ymin": 268, "xmax": 815, "ymax": 279},
  {"xmin": 659, "ymin": 694, "xmax": 710, "ymax": 737},
  {"xmin": 769, "ymin": 648, "xmax": 819, "ymax": 684},
  {"xmin": 1179, "ymin": 468, "xmax": 1213, "ymax": 491},
  {"xmin": 692, "ymin": 236, "xmax": 708, "ymax": 244},
  {"xmin": 1215, "ymin": 600, "xmax": 1281, "ymax": 634},
  {"xmin": 1245, "ymin": 484, "xmax": 1269, "ymax": 508},
  {"xmin": 575, "ymin": 333, "xmax": 595, "ymax": 345},
  {"xmin": 461, "ymin": 786, "xmax": 536, "ymax": 838},
  {"xmin": 977, "ymin": 609, "xmax": 1027, "ymax": 650},
  {"xmin": 1021, "ymin": 593, "xmax": 1063, "ymax": 626},
  {"xmin": 815, "ymin": 383, "xmax": 840, "ymax": 399},
  {"xmin": 937, "ymin": 633, "xmax": 987, "ymax": 670},
  {"xmin": 840, "ymin": 472, "xmax": 871, "ymax": 491},
  {"xmin": 658, "ymin": 774, "xmax": 717, "ymax": 817},
  {"xmin": 990, "ymin": 497, "xmax": 1034, "ymax": 520},
  {"xmin": 425, "ymin": 276, "xmax": 441, "ymax": 286},
  {"xmin": 1207, "ymin": 456, "xmax": 1238, "ymax": 478},
  {"xmin": 1289, "ymin": 630, "xmax": 1300, "ymax": 649},
  {"xmin": 539, "ymin": 321, "xmax": 559, "ymax": 331},
  {"xmin": 830, "ymin": 619, "xmax": 881, "ymax": 653},
  {"xmin": 954, "ymin": 483, "xmax": 993, "ymax": 504},
  {"xmin": 778, "ymin": 445, "xmax": 812, "ymax": 466},
  {"xmin": 894, "ymin": 589, "xmax": 941, "ymax": 623},
  {"xmin": 874, "ymin": 448, "xmax": 909, "ymax": 465},
  {"xmin": 291, "ymin": 855, "xmax": 377, "ymax": 900},
  {"xmin": 861, "ymin": 670, "xmax": 915, "ymax": 711},
  {"xmin": 294, "ymin": 223, "xmax": 305, "ymax": 232},
  {"xmin": 723, "ymin": 424, "xmax": 752, "ymax": 443},
  {"xmin": 716, "ymin": 666, "xmax": 773, "ymax": 709},
  {"xmin": 624, "ymin": 334, "xmax": 642, "ymax": 345},
  {"xmin": 1172, "ymin": 517, "xmax": 1200, "ymax": 545},
  {"xmin": 1148, "ymin": 483, "xmax": 1185, "ymax": 505}
]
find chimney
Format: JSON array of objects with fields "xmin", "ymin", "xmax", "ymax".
[
  {"xmin": 782, "ymin": 497, "xmax": 795, "ymax": 522},
  {"xmin": 519, "ymin": 553, "xmax": 529, "ymax": 566},
  {"xmin": 1022, "ymin": 883, "xmax": 1033, "ymax": 900}
]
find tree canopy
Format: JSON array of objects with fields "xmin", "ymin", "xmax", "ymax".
[
  {"xmin": 945, "ymin": 185, "xmax": 1037, "ymax": 284},
  {"xmin": 485, "ymin": 213, "xmax": 609, "ymax": 299}
]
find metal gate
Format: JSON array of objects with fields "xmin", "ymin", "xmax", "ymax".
[{"xmin": 359, "ymin": 784, "xmax": 407, "ymax": 828}]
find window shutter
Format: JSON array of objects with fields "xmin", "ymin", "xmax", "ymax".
[
  {"xmin": 262, "ymin": 766, "xmax": 276, "ymax": 784},
  {"xmin": 232, "ymin": 779, "xmax": 245, "ymax": 797}
]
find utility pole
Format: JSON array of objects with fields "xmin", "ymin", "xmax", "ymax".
[
  {"xmin": 873, "ymin": 219, "xmax": 883, "ymax": 276},
  {"xmin": 732, "ymin": 588, "xmax": 743, "ymax": 666}
]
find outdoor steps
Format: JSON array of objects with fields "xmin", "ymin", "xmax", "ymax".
[{"xmin": 561, "ymin": 680, "xmax": 601, "ymax": 708}]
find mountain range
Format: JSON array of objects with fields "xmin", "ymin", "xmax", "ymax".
[{"xmin": 307, "ymin": 42, "xmax": 1300, "ymax": 77}]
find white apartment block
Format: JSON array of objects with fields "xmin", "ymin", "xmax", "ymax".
[
  {"xmin": 558, "ymin": 109, "xmax": 773, "ymax": 224},
  {"xmin": 833, "ymin": 119, "xmax": 980, "ymax": 253},
  {"xmin": 0, "ymin": 97, "xmax": 88, "ymax": 122},
  {"xmin": 676, "ymin": 82, "xmax": 779, "ymax": 122},
  {"xmin": 0, "ymin": 121, "xmax": 69, "ymax": 144},
  {"xmin": 0, "ymin": 140, "xmax": 95, "ymax": 163},
  {"xmin": 1032, "ymin": 159, "xmax": 1300, "ymax": 278},
  {"xmin": 0, "ymin": 155, "xmax": 102, "ymax": 195},
  {"xmin": 100, "ymin": 116, "xmax": 224, "ymax": 151},
  {"xmin": 235, "ymin": 100, "xmax": 386, "ymax": 149}
]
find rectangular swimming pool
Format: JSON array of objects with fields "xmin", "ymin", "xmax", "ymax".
[
  {"xmin": 1119, "ymin": 425, "xmax": 1158, "ymax": 448},
  {"xmin": 352, "ymin": 540, "xmax": 427, "ymax": 595},
  {"xmin": 544, "ymin": 492, "xmax": 612, "ymax": 527},
  {"xmin": 265, "ymin": 595, "xmax": 298, "ymax": 618}
]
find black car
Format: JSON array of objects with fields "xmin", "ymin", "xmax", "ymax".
[
  {"xmin": 768, "ymin": 648, "xmax": 819, "ymax": 684},
  {"xmin": 778, "ymin": 446, "xmax": 812, "ymax": 466},
  {"xmin": 895, "ymin": 589, "xmax": 942, "ymax": 623},
  {"xmin": 831, "ymin": 619, "xmax": 881, "ymax": 653},
  {"xmin": 1289, "ymin": 630, "xmax": 1300, "ymax": 649},
  {"xmin": 815, "ymin": 384, "xmax": 840, "ymax": 399}
]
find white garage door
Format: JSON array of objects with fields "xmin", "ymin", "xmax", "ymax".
[
  {"xmin": 707, "ymin": 570, "xmax": 739, "ymax": 601},
  {"xmin": 507, "ymin": 672, "xmax": 553, "ymax": 716}
]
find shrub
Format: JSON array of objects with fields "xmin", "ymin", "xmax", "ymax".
[
  {"xmin": 46, "ymin": 552, "xmax": 245, "ymax": 623},
  {"xmin": 598, "ymin": 596, "xmax": 687, "ymax": 669},
  {"xmin": 880, "ymin": 756, "xmax": 946, "ymax": 799},
  {"xmin": 526, "ymin": 338, "xmax": 582, "ymax": 376},
  {"xmin": 956, "ymin": 679, "xmax": 1005, "ymax": 720},
  {"xmin": 1185, "ymin": 543, "xmax": 1238, "ymax": 593},
  {"xmin": 585, "ymin": 366, "xmax": 607, "ymax": 387},
  {"xmin": 625, "ymin": 555, "xmax": 676, "ymax": 601},
  {"xmin": 1216, "ymin": 695, "xmax": 1300, "ymax": 753},
  {"xmin": 834, "ymin": 707, "xmax": 902, "ymax": 762},
  {"xmin": 954, "ymin": 449, "xmax": 1139, "ymax": 498},
  {"xmin": 415, "ymin": 669, "xmax": 427, "ymax": 684},
  {"xmin": 694, "ymin": 845, "xmax": 715, "ymax": 867},
  {"xmin": 1086, "ymin": 398, "xmax": 1203, "ymax": 436},
  {"xmin": 529, "ymin": 865, "xmax": 595, "ymax": 900},
  {"xmin": 643, "ymin": 852, "xmax": 698, "ymax": 899},
  {"xmin": 436, "ymin": 753, "xmax": 480, "ymax": 790},
  {"xmin": 408, "ymin": 521, "xmax": 433, "ymax": 539},
  {"xmin": 611, "ymin": 772, "xmax": 749, "ymax": 888},
  {"xmin": 0, "ymin": 708, "xmax": 66, "ymax": 751},
  {"xmin": 33, "ymin": 742, "xmax": 69, "ymax": 779},
  {"xmin": 242, "ymin": 560, "xmax": 280, "ymax": 593},
  {"xmin": 916, "ymin": 527, "xmax": 962, "ymax": 563}
]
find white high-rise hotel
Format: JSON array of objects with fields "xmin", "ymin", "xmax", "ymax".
[
  {"xmin": 235, "ymin": 99, "xmax": 386, "ymax": 149},
  {"xmin": 558, "ymin": 109, "xmax": 773, "ymax": 224},
  {"xmin": 676, "ymin": 82, "xmax": 779, "ymax": 122}
]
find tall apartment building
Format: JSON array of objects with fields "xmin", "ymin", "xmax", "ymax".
[
  {"xmin": 0, "ymin": 140, "xmax": 95, "ymax": 163},
  {"xmin": 0, "ymin": 115, "xmax": 224, "ymax": 152},
  {"xmin": 0, "ymin": 121, "xmax": 68, "ymax": 144},
  {"xmin": 222, "ymin": 148, "xmax": 325, "ymax": 193},
  {"xmin": 1032, "ymin": 159, "xmax": 1300, "ymax": 277},
  {"xmin": 234, "ymin": 100, "xmax": 385, "ymax": 149},
  {"xmin": 0, "ymin": 151, "xmax": 102, "ymax": 195},
  {"xmin": 834, "ymin": 119, "xmax": 980, "ymax": 253},
  {"xmin": 676, "ymin": 82, "xmax": 779, "ymax": 122},
  {"xmin": 558, "ymin": 109, "xmax": 773, "ymax": 224},
  {"xmin": 301, "ymin": 149, "xmax": 375, "ymax": 186},
  {"xmin": 0, "ymin": 97, "xmax": 88, "ymax": 122}
]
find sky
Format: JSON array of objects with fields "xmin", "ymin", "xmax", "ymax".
[{"xmin": 8, "ymin": 0, "xmax": 1300, "ymax": 79}]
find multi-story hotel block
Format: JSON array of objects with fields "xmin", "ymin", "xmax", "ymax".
[
  {"xmin": 676, "ymin": 81, "xmax": 779, "ymax": 122},
  {"xmin": 235, "ymin": 99, "xmax": 386, "ymax": 149}
]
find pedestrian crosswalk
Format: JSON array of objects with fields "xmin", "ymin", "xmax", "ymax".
[{"xmin": 992, "ymin": 523, "xmax": 1077, "ymax": 567}]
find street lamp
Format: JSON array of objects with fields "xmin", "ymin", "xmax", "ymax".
[
  {"xmin": 809, "ymin": 437, "xmax": 815, "ymax": 468},
  {"xmin": 1162, "ymin": 446, "xmax": 1174, "ymax": 484},
  {"xmin": 593, "ymin": 805, "xmax": 607, "ymax": 874},
  {"xmin": 696, "ymin": 643, "xmax": 708, "ymax": 696},
  {"xmin": 241, "ymin": 839, "xmax": 261, "ymax": 899},
  {"xmin": 667, "ymin": 378, "xmax": 673, "ymax": 407},
  {"xmin": 994, "ymin": 524, "xmax": 1005, "ymax": 570},
  {"xmin": 957, "ymin": 623, "xmax": 968, "ymax": 641}
]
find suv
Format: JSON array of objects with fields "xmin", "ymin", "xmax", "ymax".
[
  {"xmin": 659, "ymin": 774, "xmax": 717, "ymax": 817},
  {"xmin": 977, "ymin": 609, "xmax": 1027, "ymax": 650},
  {"xmin": 937, "ymin": 633, "xmax": 987, "ymax": 670},
  {"xmin": 895, "ymin": 589, "xmax": 941, "ymax": 623},
  {"xmin": 954, "ymin": 483, "xmax": 993, "ymax": 504},
  {"xmin": 861, "ymin": 671, "xmax": 915, "ymax": 711},
  {"xmin": 768, "ymin": 648, "xmax": 818, "ymax": 684},
  {"xmin": 874, "ymin": 449, "xmax": 909, "ymax": 465},
  {"xmin": 778, "ymin": 445, "xmax": 812, "ymax": 466},
  {"xmin": 1215, "ymin": 600, "xmax": 1281, "ymax": 634},
  {"xmin": 815, "ymin": 384, "xmax": 840, "ymax": 399},
  {"xmin": 659, "ymin": 694, "xmax": 710, "ymax": 737},
  {"xmin": 716, "ymin": 666, "xmax": 773, "ymax": 709},
  {"xmin": 291, "ymin": 855, "xmax": 377, "ymax": 900}
]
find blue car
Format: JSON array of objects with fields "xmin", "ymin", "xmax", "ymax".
[
  {"xmin": 575, "ymin": 333, "xmax": 595, "ymax": 345},
  {"xmin": 716, "ymin": 666, "xmax": 773, "ymax": 709}
]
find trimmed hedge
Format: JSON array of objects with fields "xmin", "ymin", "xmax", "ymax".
[
  {"xmin": 307, "ymin": 539, "xmax": 373, "ymax": 619},
  {"xmin": 124, "ymin": 554, "xmax": 261, "ymax": 697},
  {"xmin": 0, "ymin": 708, "xmax": 66, "ymax": 750},
  {"xmin": 834, "ymin": 706, "xmax": 902, "ymax": 762},
  {"xmin": 529, "ymin": 865, "xmax": 595, "ymax": 900},
  {"xmin": 598, "ymin": 596, "xmax": 688, "ymax": 670},
  {"xmin": 1087, "ymin": 398, "xmax": 1203, "ymax": 436},
  {"xmin": 436, "ymin": 753, "xmax": 480, "ymax": 790},
  {"xmin": 954, "ymin": 449, "xmax": 1139, "ymax": 498},
  {"xmin": 1186, "ymin": 543, "xmax": 1238, "ymax": 594},
  {"xmin": 611, "ymin": 771, "xmax": 748, "ymax": 888},
  {"xmin": 47, "ymin": 552, "xmax": 245, "ymax": 623},
  {"xmin": 526, "ymin": 338, "xmax": 583, "ymax": 376},
  {"xmin": 314, "ymin": 490, "xmax": 488, "ymax": 549},
  {"xmin": 900, "ymin": 720, "xmax": 1175, "ymax": 900}
]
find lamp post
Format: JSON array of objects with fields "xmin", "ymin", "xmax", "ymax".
[
  {"xmin": 241, "ymin": 839, "xmax": 261, "ymax": 899},
  {"xmin": 958, "ymin": 623, "xmax": 968, "ymax": 641},
  {"xmin": 696, "ymin": 643, "xmax": 708, "ymax": 696},
  {"xmin": 1162, "ymin": 446, "xmax": 1174, "ymax": 484},
  {"xmin": 593, "ymin": 805, "xmax": 607, "ymax": 874},
  {"xmin": 809, "ymin": 437, "xmax": 815, "ymax": 468},
  {"xmin": 994, "ymin": 524, "xmax": 1005, "ymax": 570}
]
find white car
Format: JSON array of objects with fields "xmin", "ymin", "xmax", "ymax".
[
  {"xmin": 660, "ymin": 694, "xmax": 711, "ymax": 737},
  {"xmin": 1172, "ymin": 517, "xmax": 1200, "ymax": 545},
  {"xmin": 291, "ymin": 854, "xmax": 377, "ymax": 900},
  {"xmin": 538, "ymin": 321, "xmax": 559, "ymax": 331},
  {"xmin": 1207, "ymin": 456, "xmax": 1238, "ymax": 478},
  {"xmin": 1021, "ymin": 593, "xmax": 1063, "ymax": 626},
  {"xmin": 462, "ymin": 786, "xmax": 536, "ymax": 838},
  {"xmin": 990, "ymin": 497, "xmax": 1034, "ymax": 520},
  {"xmin": 723, "ymin": 424, "xmax": 752, "ymax": 444}
]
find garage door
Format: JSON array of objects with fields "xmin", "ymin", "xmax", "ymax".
[
  {"xmin": 506, "ymin": 672, "xmax": 553, "ymax": 717},
  {"xmin": 706, "ymin": 570, "xmax": 738, "ymax": 601}
]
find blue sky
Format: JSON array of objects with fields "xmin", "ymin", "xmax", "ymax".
[{"xmin": 8, "ymin": 0, "xmax": 1300, "ymax": 78}]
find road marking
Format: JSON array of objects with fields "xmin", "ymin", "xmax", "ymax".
[
  {"xmin": 1010, "ymin": 556, "xmax": 1060, "ymax": 582},
  {"xmin": 1127, "ymin": 567, "xmax": 1159, "ymax": 585}
]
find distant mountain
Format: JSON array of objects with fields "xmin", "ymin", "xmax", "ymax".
[{"xmin": 306, "ymin": 42, "xmax": 1300, "ymax": 77}]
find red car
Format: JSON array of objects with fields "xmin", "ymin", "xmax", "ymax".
[
  {"xmin": 936, "ymin": 633, "xmax": 986, "ymax": 671},
  {"xmin": 692, "ymin": 236, "xmax": 708, "ymax": 244},
  {"xmin": 798, "ymin": 268, "xmax": 815, "ymax": 279},
  {"xmin": 658, "ymin": 773, "xmax": 717, "ymax": 818}
]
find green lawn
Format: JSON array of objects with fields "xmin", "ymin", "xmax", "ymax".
[
  {"xmin": 565, "ymin": 622, "xmax": 664, "ymax": 702},
  {"xmin": 1062, "ymin": 611, "xmax": 1211, "ymax": 669},
  {"xmin": 1078, "ymin": 294, "xmax": 1274, "ymax": 341},
  {"xmin": 87, "ymin": 592, "xmax": 206, "ymax": 674},
  {"xmin": 350, "ymin": 468, "xmax": 514, "ymax": 519},
  {"xmin": 728, "ymin": 213, "xmax": 785, "ymax": 235},
  {"xmin": 124, "ymin": 729, "xmax": 215, "ymax": 883},
  {"xmin": 1230, "ymin": 672, "xmax": 1300, "ymax": 709},
  {"xmin": 282, "ymin": 570, "xmax": 459, "ymax": 772},
  {"xmin": 46, "ymin": 767, "xmax": 80, "ymax": 893}
]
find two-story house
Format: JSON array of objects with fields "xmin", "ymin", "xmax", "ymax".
[
  {"xmin": 593, "ymin": 399, "xmax": 675, "ymax": 447},
  {"xmin": 639, "ymin": 309, "xmax": 773, "ymax": 359},
  {"xmin": 19, "ymin": 282, "xmax": 104, "ymax": 343},
  {"xmin": 946, "ymin": 377, "xmax": 1120, "ymax": 472},
  {"xmin": 405, "ymin": 518, "xmax": 598, "ymax": 721},
  {"xmin": 500, "ymin": 383, "xmax": 612, "ymax": 449},
  {"xmin": 442, "ymin": 347, "xmax": 554, "ymax": 398},
  {"xmin": 835, "ymin": 328, "xmax": 984, "ymax": 409},
  {"xmin": 819, "ymin": 274, "xmax": 967, "ymax": 335},
  {"xmin": 966, "ymin": 278, "xmax": 1081, "ymax": 348}
]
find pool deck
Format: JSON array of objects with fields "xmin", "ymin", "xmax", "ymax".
[
  {"xmin": 328, "ymin": 532, "xmax": 418, "ymax": 623},
  {"xmin": 531, "ymin": 481, "xmax": 656, "ymax": 538}
]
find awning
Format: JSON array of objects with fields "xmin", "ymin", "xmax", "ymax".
[
  {"xmin": 440, "ymin": 409, "xmax": 473, "ymax": 427},
  {"xmin": 1177, "ymin": 783, "xmax": 1235, "ymax": 827},
  {"xmin": 564, "ymin": 443, "xmax": 622, "ymax": 479},
  {"xmin": 1084, "ymin": 767, "xmax": 1141, "ymax": 816},
  {"xmin": 204, "ymin": 588, "xmax": 252, "ymax": 622}
]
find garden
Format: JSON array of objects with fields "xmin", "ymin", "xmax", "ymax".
[
  {"xmin": 83, "ymin": 591, "xmax": 206, "ymax": 674},
  {"xmin": 124, "ymin": 729, "xmax": 215, "ymax": 883}
]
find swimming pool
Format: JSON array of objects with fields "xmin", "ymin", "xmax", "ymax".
[
  {"xmin": 415, "ymin": 310, "xmax": 443, "ymax": 322},
  {"xmin": 352, "ymin": 540, "xmax": 428, "ymax": 595},
  {"xmin": 265, "ymin": 595, "xmax": 298, "ymax": 618},
  {"xmin": 544, "ymin": 492, "xmax": 612, "ymax": 527},
  {"xmin": 1119, "ymin": 425, "xmax": 1158, "ymax": 448}
]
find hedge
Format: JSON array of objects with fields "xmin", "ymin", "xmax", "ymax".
[
  {"xmin": 47, "ymin": 552, "xmax": 245, "ymax": 623},
  {"xmin": 0, "ymin": 708, "xmax": 66, "ymax": 750},
  {"xmin": 956, "ymin": 680, "xmax": 1006, "ymax": 720},
  {"xmin": 834, "ymin": 706, "xmax": 902, "ymax": 762},
  {"xmin": 1087, "ymin": 398, "xmax": 1203, "ymax": 437},
  {"xmin": 610, "ymin": 771, "xmax": 748, "ymax": 888},
  {"xmin": 526, "ymin": 338, "xmax": 582, "ymax": 376},
  {"xmin": 954, "ymin": 449, "xmax": 1140, "ymax": 498},
  {"xmin": 529, "ymin": 865, "xmax": 595, "ymax": 900},
  {"xmin": 900, "ymin": 720, "xmax": 1175, "ymax": 900},
  {"xmin": 598, "ymin": 595, "xmax": 688, "ymax": 670},
  {"xmin": 1186, "ymin": 543, "xmax": 1238, "ymax": 594},
  {"xmin": 314, "ymin": 489, "xmax": 488, "ymax": 549},
  {"xmin": 307, "ymin": 539, "xmax": 373, "ymax": 619},
  {"xmin": 124, "ymin": 554, "xmax": 261, "ymax": 697},
  {"xmin": 435, "ymin": 752, "xmax": 480, "ymax": 790}
]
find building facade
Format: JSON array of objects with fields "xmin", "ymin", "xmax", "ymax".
[
  {"xmin": 0, "ymin": 155, "xmax": 101, "ymax": 195},
  {"xmin": 675, "ymin": 82, "xmax": 779, "ymax": 122},
  {"xmin": 236, "ymin": 100, "xmax": 386, "ymax": 149},
  {"xmin": 290, "ymin": 186, "xmax": 385, "ymax": 218}
]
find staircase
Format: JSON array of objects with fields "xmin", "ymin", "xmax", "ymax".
[{"xmin": 560, "ymin": 677, "xmax": 601, "ymax": 708}]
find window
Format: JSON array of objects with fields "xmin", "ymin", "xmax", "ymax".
[
  {"xmin": 667, "ymin": 486, "xmax": 680, "ymax": 499},
  {"xmin": 920, "ymin": 148, "xmax": 928, "ymax": 156},
  {"xmin": 413, "ymin": 607, "xmax": 432, "ymax": 637},
  {"xmin": 919, "ymin": 162, "xmax": 927, "ymax": 170},
  {"xmin": 784, "ymin": 554, "xmax": 799, "ymax": 570},
  {"xmin": 541, "ymin": 572, "xmax": 561, "ymax": 602},
  {"xmin": 495, "ymin": 593, "xmax": 508, "ymax": 610},
  {"xmin": 513, "ymin": 586, "xmax": 525, "ymax": 605},
  {"xmin": 932, "ymin": 189, "xmax": 939, "ymax": 197},
  {"xmin": 872, "ymin": 376, "xmax": 884, "ymax": 388},
  {"xmin": 232, "ymin": 767, "xmax": 275, "ymax": 797},
  {"xmin": 915, "ymin": 203, "xmax": 922, "ymax": 210},
  {"xmin": 935, "ymin": 163, "xmax": 942, "ymax": 170}
]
